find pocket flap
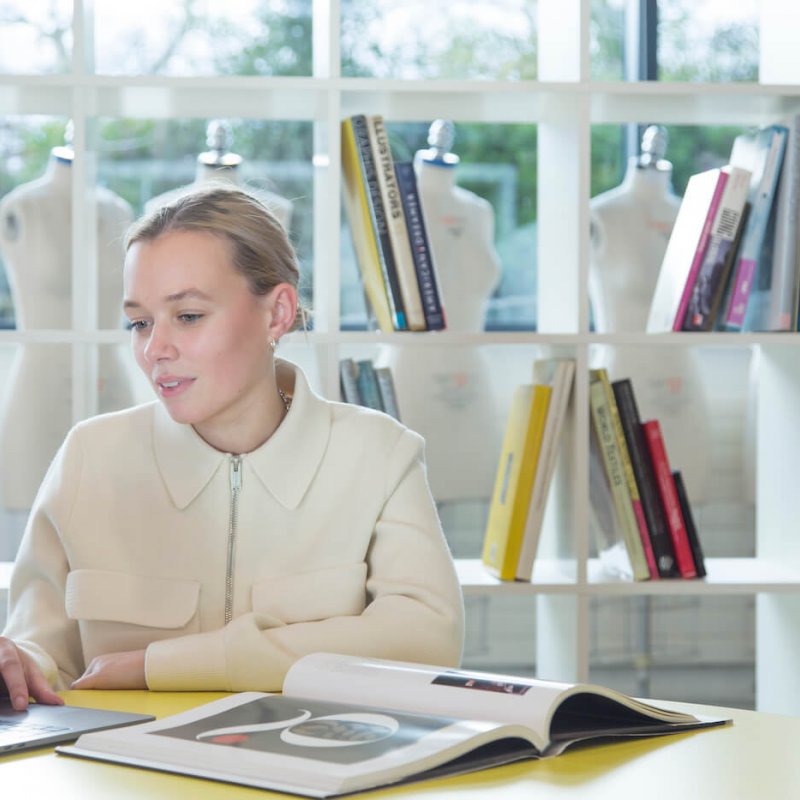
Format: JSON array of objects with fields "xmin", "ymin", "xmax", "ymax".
[
  {"xmin": 65, "ymin": 569, "xmax": 200, "ymax": 629},
  {"xmin": 252, "ymin": 563, "xmax": 367, "ymax": 625}
]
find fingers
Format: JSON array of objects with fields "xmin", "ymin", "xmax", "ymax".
[
  {"xmin": 1, "ymin": 637, "xmax": 63, "ymax": 710},
  {"xmin": 70, "ymin": 657, "xmax": 98, "ymax": 690},
  {"xmin": 69, "ymin": 672, "xmax": 94, "ymax": 690},
  {"xmin": 70, "ymin": 651, "xmax": 147, "ymax": 691},
  {"xmin": 0, "ymin": 639, "xmax": 31, "ymax": 710},
  {"xmin": 26, "ymin": 666, "xmax": 64, "ymax": 706}
]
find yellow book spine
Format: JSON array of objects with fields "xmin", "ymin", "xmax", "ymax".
[
  {"xmin": 340, "ymin": 118, "xmax": 394, "ymax": 332},
  {"xmin": 588, "ymin": 376, "xmax": 649, "ymax": 581},
  {"xmin": 482, "ymin": 384, "xmax": 552, "ymax": 581},
  {"xmin": 592, "ymin": 370, "xmax": 641, "ymax": 506}
]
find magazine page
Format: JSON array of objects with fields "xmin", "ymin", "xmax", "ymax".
[
  {"xmin": 58, "ymin": 691, "xmax": 537, "ymax": 798},
  {"xmin": 283, "ymin": 653, "xmax": 704, "ymax": 746}
]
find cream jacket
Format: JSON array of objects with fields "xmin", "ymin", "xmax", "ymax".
[{"xmin": 3, "ymin": 360, "xmax": 464, "ymax": 691}]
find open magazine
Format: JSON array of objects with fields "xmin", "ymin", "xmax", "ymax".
[{"xmin": 57, "ymin": 652, "xmax": 730, "ymax": 797}]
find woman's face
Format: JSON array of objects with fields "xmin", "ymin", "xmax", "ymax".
[{"xmin": 123, "ymin": 228, "xmax": 276, "ymax": 445}]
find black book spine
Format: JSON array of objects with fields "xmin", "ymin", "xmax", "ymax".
[
  {"xmin": 350, "ymin": 114, "xmax": 407, "ymax": 330},
  {"xmin": 394, "ymin": 161, "xmax": 446, "ymax": 331},
  {"xmin": 611, "ymin": 378, "xmax": 679, "ymax": 578},
  {"xmin": 672, "ymin": 470, "xmax": 707, "ymax": 578}
]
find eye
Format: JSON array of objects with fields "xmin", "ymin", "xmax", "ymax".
[
  {"xmin": 178, "ymin": 313, "xmax": 204, "ymax": 324},
  {"xmin": 126, "ymin": 319, "xmax": 150, "ymax": 332}
]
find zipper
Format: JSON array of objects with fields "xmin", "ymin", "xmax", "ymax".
[{"xmin": 224, "ymin": 455, "xmax": 243, "ymax": 625}]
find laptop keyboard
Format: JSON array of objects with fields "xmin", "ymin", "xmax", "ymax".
[{"xmin": 0, "ymin": 718, "xmax": 70, "ymax": 748}]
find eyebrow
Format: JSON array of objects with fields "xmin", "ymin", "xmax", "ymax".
[{"xmin": 123, "ymin": 289, "xmax": 213, "ymax": 310}]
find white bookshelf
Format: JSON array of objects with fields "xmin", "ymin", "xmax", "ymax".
[
  {"xmin": 0, "ymin": 0, "xmax": 799, "ymax": 714},
  {"xmin": 457, "ymin": 559, "xmax": 800, "ymax": 597}
]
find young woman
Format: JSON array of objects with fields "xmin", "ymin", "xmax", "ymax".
[{"xmin": 0, "ymin": 184, "xmax": 464, "ymax": 711}]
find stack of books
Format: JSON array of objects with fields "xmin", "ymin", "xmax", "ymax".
[
  {"xmin": 481, "ymin": 358, "xmax": 576, "ymax": 582},
  {"xmin": 341, "ymin": 113, "xmax": 447, "ymax": 333},
  {"xmin": 339, "ymin": 357, "xmax": 401, "ymax": 421},
  {"xmin": 588, "ymin": 369, "xmax": 706, "ymax": 582},
  {"xmin": 480, "ymin": 364, "xmax": 706, "ymax": 584},
  {"xmin": 647, "ymin": 117, "xmax": 800, "ymax": 333}
]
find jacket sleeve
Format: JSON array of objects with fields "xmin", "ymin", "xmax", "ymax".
[
  {"xmin": 2, "ymin": 430, "xmax": 85, "ymax": 690},
  {"xmin": 145, "ymin": 427, "xmax": 465, "ymax": 692}
]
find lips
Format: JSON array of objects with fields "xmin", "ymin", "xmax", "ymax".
[{"xmin": 154, "ymin": 376, "xmax": 195, "ymax": 397}]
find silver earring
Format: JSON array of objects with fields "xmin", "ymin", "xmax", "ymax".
[{"xmin": 269, "ymin": 338, "xmax": 278, "ymax": 351}]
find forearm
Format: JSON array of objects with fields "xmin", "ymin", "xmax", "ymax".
[
  {"xmin": 145, "ymin": 594, "xmax": 463, "ymax": 692},
  {"xmin": 3, "ymin": 429, "xmax": 85, "ymax": 689},
  {"xmin": 4, "ymin": 561, "xmax": 83, "ymax": 690}
]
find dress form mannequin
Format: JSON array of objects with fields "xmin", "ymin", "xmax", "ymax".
[
  {"xmin": 145, "ymin": 120, "xmax": 293, "ymax": 233},
  {"xmin": 380, "ymin": 120, "xmax": 502, "ymax": 501},
  {"xmin": 589, "ymin": 126, "xmax": 710, "ymax": 499},
  {"xmin": 0, "ymin": 142, "xmax": 135, "ymax": 510}
]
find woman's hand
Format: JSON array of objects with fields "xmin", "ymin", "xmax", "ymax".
[
  {"xmin": 0, "ymin": 636, "xmax": 64, "ymax": 710},
  {"xmin": 71, "ymin": 650, "xmax": 147, "ymax": 690}
]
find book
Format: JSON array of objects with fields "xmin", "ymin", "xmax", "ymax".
[
  {"xmin": 748, "ymin": 195, "xmax": 779, "ymax": 330},
  {"xmin": 641, "ymin": 419, "xmax": 698, "ymax": 579},
  {"xmin": 764, "ymin": 114, "xmax": 800, "ymax": 331},
  {"xmin": 482, "ymin": 383, "xmax": 552, "ymax": 581},
  {"xmin": 673, "ymin": 469, "xmax": 707, "ymax": 578},
  {"xmin": 646, "ymin": 167, "xmax": 729, "ymax": 332},
  {"xmin": 350, "ymin": 113, "xmax": 408, "ymax": 331},
  {"xmin": 394, "ymin": 161, "xmax": 447, "ymax": 331},
  {"xmin": 375, "ymin": 365, "xmax": 401, "ymax": 421},
  {"xmin": 366, "ymin": 115, "xmax": 426, "ymax": 331},
  {"xmin": 515, "ymin": 358, "xmax": 575, "ymax": 581},
  {"xmin": 593, "ymin": 370, "xmax": 659, "ymax": 579},
  {"xmin": 339, "ymin": 357, "xmax": 362, "ymax": 405},
  {"xmin": 340, "ymin": 117, "xmax": 396, "ymax": 332},
  {"xmin": 589, "ymin": 417, "xmax": 635, "ymax": 580},
  {"xmin": 589, "ymin": 370, "xmax": 652, "ymax": 581},
  {"xmin": 355, "ymin": 359, "xmax": 384, "ymax": 411},
  {"xmin": 681, "ymin": 166, "xmax": 751, "ymax": 331},
  {"xmin": 58, "ymin": 652, "xmax": 729, "ymax": 798},
  {"xmin": 611, "ymin": 378, "xmax": 679, "ymax": 578},
  {"xmin": 721, "ymin": 124, "xmax": 788, "ymax": 331}
]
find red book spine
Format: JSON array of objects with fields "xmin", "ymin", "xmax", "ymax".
[{"xmin": 641, "ymin": 419, "xmax": 697, "ymax": 578}]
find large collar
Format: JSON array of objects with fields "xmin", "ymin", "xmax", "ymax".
[{"xmin": 152, "ymin": 359, "xmax": 332, "ymax": 510}]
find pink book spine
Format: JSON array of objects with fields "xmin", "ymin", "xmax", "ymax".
[
  {"xmin": 631, "ymin": 498, "xmax": 659, "ymax": 579},
  {"xmin": 724, "ymin": 257, "xmax": 757, "ymax": 328},
  {"xmin": 642, "ymin": 420, "xmax": 697, "ymax": 578},
  {"xmin": 672, "ymin": 170, "xmax": 729, "ymax": 331}
]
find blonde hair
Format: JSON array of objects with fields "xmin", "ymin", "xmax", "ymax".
[{"xmin": 126, "ymin": 183, "xmax": 307, "ymax": 331}]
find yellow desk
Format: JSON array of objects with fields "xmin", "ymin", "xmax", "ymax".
[{"xmin": 3, "ymin": 691, "xmax": 797, "ymax": 799}]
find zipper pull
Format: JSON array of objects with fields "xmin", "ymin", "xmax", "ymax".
[{"xmin": 229, "ymin": 454, "xmax": 243, "ymax": 492}]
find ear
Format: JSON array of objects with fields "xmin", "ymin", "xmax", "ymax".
[{"xmin": 265, "ymin": 283, "xmax": 298, "ymax": 341}]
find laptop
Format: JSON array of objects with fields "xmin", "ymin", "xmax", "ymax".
[{"xmin": 0, "ymin": 698, "xmax": 154, "ymax": 754}]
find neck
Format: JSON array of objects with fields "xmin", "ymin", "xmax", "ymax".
[
  {"xmin": 193, "ymin": 399, "xmax": 287, "ymax": 455},
  {"xmin": 191, "ymin": 363, "xmax": 290, "ymax": 454}
]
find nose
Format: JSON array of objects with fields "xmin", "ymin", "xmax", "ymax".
[{"xmin": 142, "ymin": 323, "xmax": 177, "ymax": 363}]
